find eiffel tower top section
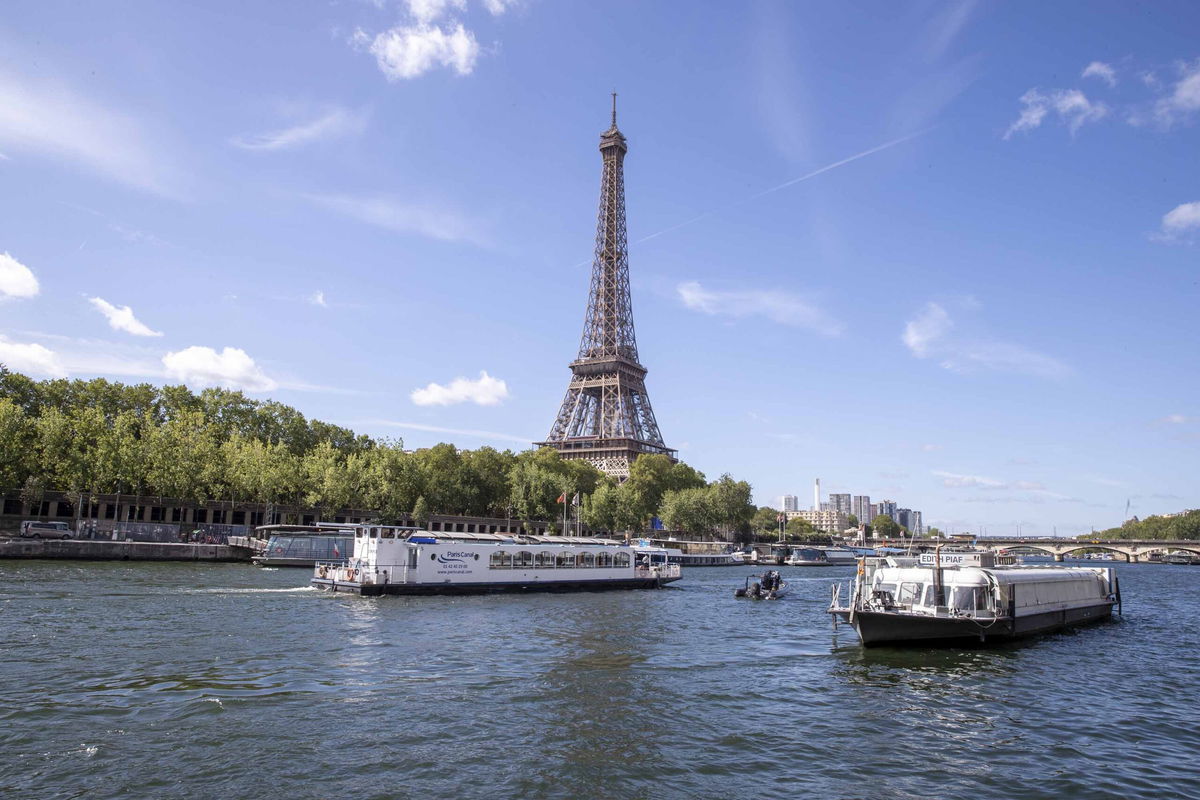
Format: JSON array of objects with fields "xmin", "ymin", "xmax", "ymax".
[{"xmin": 576, "ymin": 92, "xmax": 640, "ymax": 370}]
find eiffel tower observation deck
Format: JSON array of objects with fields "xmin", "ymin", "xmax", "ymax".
[{"xmin": 537, "ymin": 95, "xmax": 676, "ymax": 480}]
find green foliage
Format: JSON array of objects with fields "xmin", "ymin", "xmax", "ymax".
[
  {"xmin": 871, "ymin": 515, "xmax": 902, "ymax": 538},
  {"xmin": 0, "ymin": 367, "xmax": 754, "ymax": 529},
  {"xmin": 786, "ymin": 516, "xmax": 816, "ymax": 538},
  {"xmin": 751, "ymin": 506, "xmax": 782, "ymax": 539},
  {"xmin": 1095, "ymin": 511, "xmax": 1200, "ymax": 541},
  {"xmin": 847, "ymin": 513, "xmax": 859, "ymax": 528}
]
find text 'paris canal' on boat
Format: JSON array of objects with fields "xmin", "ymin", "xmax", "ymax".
[
  {"xmin": 313, "ymin": 526, "xmax": 682, "ymax": 596},
  {"xmin": 252, "ymin": 524, "xmax": 354, "ymax": 567},
  {"xmin": 828, "ymin": 550, "xmax": 1121, "ymax": 646}
]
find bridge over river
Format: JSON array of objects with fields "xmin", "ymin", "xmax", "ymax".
[{"xmin": 885, "ymin": 538, "xmax": 1200, "ymax": 563}]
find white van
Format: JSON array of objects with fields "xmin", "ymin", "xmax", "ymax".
[{"xmin": 18, "ymin": 521, "xmax": 73, "ymax": 539}]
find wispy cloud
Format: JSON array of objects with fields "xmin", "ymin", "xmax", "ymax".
[
  {"xmin": 162, "ymin": 346, "xmax": 278, "ymax": 392},
  {"xmin": 633, "ymin": 131, "xmax": 929, "ymax": 246},
  {"xmin": 1004, "ymin": 88, "xmax": 1108, "ymax": 138},
  {"xmin": 1082, "ymin": 61, "xmax": 1117, "ymax": 87},
  {"xmin": 1153, "ymin": 58, "xmax": 1200, "ymax": 126},
  {"xmin": 1153, "ymin": 201, "xmax": 1200, "ymax": 244},
  {"xmin": 231, "ymin": 106, "xmax": 368, "ymax": 151},
  {"xmin": 0, "ymin": 252, "xmax": 39, "ymax": 299},
  {"xmin": 360, "ymin": 419, "xmax": 532, "ymax": 444},
  {"xmin": 411, "ymin": 370, "xmax": 508, "ymax": 406},
  {"xmin": 309, "ymin": 291, "xmax": 328, "ymax": 308},
  {"xmin": 903, "ymin": 301, "xmax": 1070, "ymax": 379},
  {"xmin": 0, "ymin": 68, "xmax": 178, "ymax": 195},
  {"xmin": 1160, "ymin": 413, "xmax": 1192, "ymax": 424},
  {"xmin": 677, "ymin": 281, "xmax": 843, "ymax": 336},
  {"xmin": 304, "ymin": 192, "xmax": 484, "ymax": 245},
  {"xmin": 88, "ymin": 297, "xmax": 163, "ymax": 337}
]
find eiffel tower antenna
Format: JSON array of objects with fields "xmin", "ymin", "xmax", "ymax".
[{"xmin": 537, "ymin": 97, "xmax": 675, "ymax": 480}]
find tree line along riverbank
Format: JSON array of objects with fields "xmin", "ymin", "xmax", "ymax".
[{"xmin": 0, "ymin": 367, "xmax": 760, "ymax": 536}]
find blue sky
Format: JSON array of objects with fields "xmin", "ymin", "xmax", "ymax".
[{"xmin": 1, "ymin": 1, "xmax": 1198, "ymax": 536}]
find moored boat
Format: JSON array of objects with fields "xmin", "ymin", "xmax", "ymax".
[
  {"xmin": 312, "ymin": 526, "xmax": 682, "ymax": 596},
  {"xmin": 785, "ymin": 546, "xmax": 858, "ymax": 567},
  {"xmin": 829, "ymin": 551, "xmax": 1120, "ymax": 646}
]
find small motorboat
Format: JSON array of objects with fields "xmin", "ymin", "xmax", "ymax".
[{"xmin": 734, "ymin": 570, "xmax": 790, "ymax": 600}]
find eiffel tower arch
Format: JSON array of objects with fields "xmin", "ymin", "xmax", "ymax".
[{"xmin": 537, "ymin": 96, "xmax": 676, "ymax": 480}]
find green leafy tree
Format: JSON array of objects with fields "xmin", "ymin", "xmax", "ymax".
[
  {"xmin": 786, "ymin": 517, "xmax": 817, "ymax": 540},
  {"xmin": 411, "ymin": 495, "xmax": 430, "ymax": 526},
  {"xmin": 751, "ymin": 506, "xmax": 782, "ymax": 539},
  {"xmin": 847, "ymin": 513, "xmax": 859, "ymax": 528},
  {"xmin": 659, "ymin": 487, "xmax": 715, "ymax": 535},
  {"xmin": 872, "ymin": 514, "xmax": 902, "ymax": 538}
]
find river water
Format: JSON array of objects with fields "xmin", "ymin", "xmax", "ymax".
[{"xmin": 1, "ymin": 559, "xmax": 1198, "ymax": 799}]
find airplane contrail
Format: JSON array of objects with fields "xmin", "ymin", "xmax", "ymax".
[{"xmin": 632, "ymin": 128, "xmax": 932, "ymax": 246}]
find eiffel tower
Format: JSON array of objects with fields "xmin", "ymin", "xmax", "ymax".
[{"xmin": 538, "ymin": 95, "xmax": 675, "ymax": 480}]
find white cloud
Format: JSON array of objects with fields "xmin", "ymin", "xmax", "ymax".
[
  {"xmin": 355, "ymin": 23, "xmax": 479, "ymax": 80},
  {"xmin": 0, "ymin": 337, "xmax": 67, "ymax": 378},
  {"xmin": 903, "ymin": 301, "xmax": 1069, "ymax": 379},
  {"xmin": 902, "ymin": 302, "xmax": 952, "ymax": 357},
  {"xmin": 162, "ymin": 346, "xmax": 278, "ymax": 392},
  {"xmin": 305, "ymin": 193, "xmax": 483, "ymax": 244},
  {"xmin": 1154, "ymin": 59, "xmax": 1200, "ymax": 125},
  {"xmin": 0, "ymin": 68, "xmax": 176, "ymax": 195},
  {"xmin": 1161, "ymin": 414, "xmax": 1191, "ymax": 424},
  {"xmin": 231, "ymin": 106, "xmax": 368, "ymax": 151},
  {"xmin": 406, "ymin": 0, "xmax": 465, "ymax": 23},
  {"xmin": 934, "ymin": 470, "xmax": 1044, "ymax": 492},
  {"xmin": 411, "ymin": 370, "xmax": 508, "ymax": 406},
  {"xmin": 676, "ymin": 281, "xmax": 843, "ymax": 336},
  {"xmin": 921, "ymin": 443, "xmax": 942, "ymax": 452},
  {"xmin": 0, "ymin": 252, "xmax": 39, "ymax": 299},
  {"xmin": 310, "ymin": 291, "xmax": 327, "ymax": 307},
  {"xmin": 1004, "ymin": 88, "xmax": 1108, "ymax": 138},
  {"xmin": 88, "ymin": 297, "xmax": 163, "ymax": 337},
  {"xmin": 1156, "ymin": 201, "xmax": 1200, "ymax": 243},
  {"xmin": 482, "ymin": 0, "xmax": 518, "ymax": 14},
  {"xmin": 1081, "ymin": 61, "xmax": 1117, "ymax": 87}
]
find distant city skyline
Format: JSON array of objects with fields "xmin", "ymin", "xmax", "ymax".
[{"xmin": 1, "ymin": 2, "xmax": 1197, "ymax": 537}]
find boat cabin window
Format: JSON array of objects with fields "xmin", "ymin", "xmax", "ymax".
[
  {"xmin": 514, "ymin": 551, "xmax": 533, "ymax": 569},
  {"xmin": 556, "ymin": 553, "xmax": 576, "ymax": 568},
  {"xmin": 922, "ymin": 585, "xmax": 940, "ymax": 606},
  {"xmin": 875, "ymin": 582, "xmax": 898, "ymax": 599},
  {"xmin": 369, "ymin": 530, "xmax": 378, "ymax": 538},
  {"xmin": 896, "ymin": 582, "xmax": 921, "ymax": 605},
  {"xmin": 614, "ymin": 552, "xmax": 630, "ymax": 568},
  {"xmin": 597, "ymin": 551, "xmax": 613, "ymax": 568},
  {"xmin": 950, "ymin": 586, "xmax": 988, "ymax": 611},
  {"xmin": 381, "ymin": 530, "xmax": 394, "ymax": 539},
  {"xmin": 579, "ymin": 552, "xmax": 596, "ymax": 568},
  {"xmin": 535, "ymin": 551, "xmax": 554, "ymax": 568},
  {"xmin": 490, "ymin": 551, "xmax": 512, "ymax": 569}
]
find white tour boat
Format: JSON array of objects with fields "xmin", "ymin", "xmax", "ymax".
[
  {"xmin": 828, "ymin": 550, "xmax": 1121, "ymax": 646},
  {"xmin": 312, "ymin": 526, "xmax": 682, "ymax": 596},
  {"xmin": 785, "ymin": 547, "xmax": 858, "ymax": 567}
]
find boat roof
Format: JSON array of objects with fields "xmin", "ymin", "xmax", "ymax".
[
  {"xmin": 875, "ymin": 565, "xmax": 1108, "ymax": 585},
  {"xmin": 255, "ymin": 524, "xmax": 355, "ymax": 535},
  {"xmin": 407, "ymin": 531, "xmax": 625, "ymax": 546}
]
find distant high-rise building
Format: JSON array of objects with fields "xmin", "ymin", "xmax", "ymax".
[
  {"xmin": 878, "ymin": 500, "xmax": 898, "ymax": 521},
  {"xmin": 897, "ymin": 508, "xmax": 913, "ymax": 531},
  {"xmin": 852, "ymin": 495, "xmax": 871, "ymax": 525},
  {"xmin": 912, "ymin": 511, "xmax": 924, "ymax": 536},
  {"xmin": 813, "ymin": 478, "xmax": 821, "ymax": 511},
  {"xmin": 869, "ymin": 503, "xmax": 878, "ymax": 521},
  {"xmin": 781, "ymin": 495, "xmax": 799, "ymax": 512},
  {"xmin": 829, "ymin": 493, "xmax": 852, "ymax": 515}
]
